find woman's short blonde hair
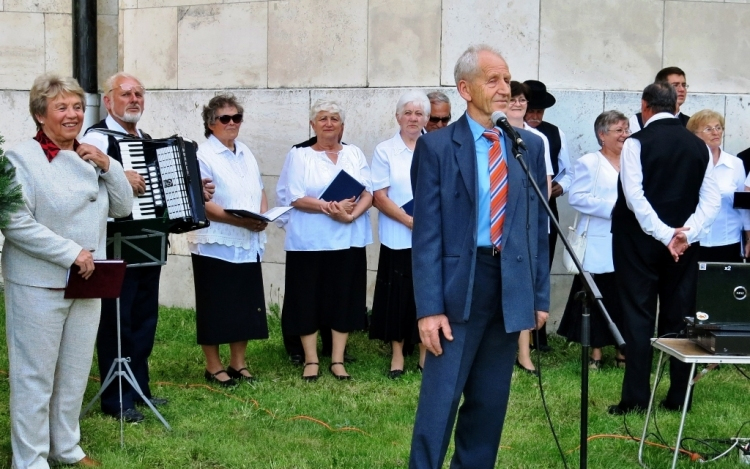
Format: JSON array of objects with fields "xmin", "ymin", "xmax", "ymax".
[
  {"xmin": 309, "ymin": 99, "xmax": 345, "ymax": 123},
  {"xmin": 686, "ymin": 109, "xmax": 725, "ymax": 135},
  {"xmin": 29, "ymin": 74, "xmax": 85, "ymax": 130}
]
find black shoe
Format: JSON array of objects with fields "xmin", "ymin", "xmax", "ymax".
[
  {"xmin": 302, "ymin": 362, "xmax": 320, "ymax": 382},
  {"xmin": 388, "ymin": 369, "xmax": 403, "ymax": 380},
  {"xmin": 659, "ymin": 399, "xmax": 690, "ymax": 412},
  {"xmin": 137, "ymin": 397, "xmax": 169, "ymax": 407},
  {"xmin": 607, "ymin": 404, "xmax": 645, "ymax": 416},
  {"xmin": 515, "ymin": 359, "xmax": 539, "ymax": 377},
  {"xmin": 289, "ymin": 354, "xmax": 304, "ymax": 366},
  {"xmin": 204, "ymin": 369, "xmax": 238, "ymax": 388},
  {"xmin": 227, "ymin": 366, "xmax": 256, "ymax": 383},
  {"xmin": 108, "ymin": 407, "xmax": 144, "ymax": 423},
  {"xmin": 329, "ymin": 362, "xmax": 351, "ymax": 380}
]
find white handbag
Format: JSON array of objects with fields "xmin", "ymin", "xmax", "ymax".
[{"xmin": 562, "ymin": 156, "xmax": 601, "ymax": 274}]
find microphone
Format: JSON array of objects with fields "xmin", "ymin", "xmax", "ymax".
[{"xmin": 491, "ymin": 111, "xmax": 526, "ymax": 150}]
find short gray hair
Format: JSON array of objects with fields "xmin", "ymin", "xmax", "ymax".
[
  {"xmin": 103, "ymin": 72, "xmax": 143, "ymax": 94},
  {"xmin": 454, "ymin": 44, "xmax": 505, "ymax": 84},
  {"xmin": 29, "ymin": 74, "xmax": 85, "ymax": 131},
  {"xmin": 201, "ymin": 93, "xmax": 245, "ymax": 138},
  {"xmin": 594, "ymin": 110, "xmax": 628, "ymax": 146},
  {"xmin": 309, "ymin": 99, "xmax": 345, "ymax": 123},
  {"xmin": 396, "ymin": 90, "xmax": 431, "ymax": 117},
  {"xmin": 427, "ymin": 91, "xmax": 450, "ymax": 106}
]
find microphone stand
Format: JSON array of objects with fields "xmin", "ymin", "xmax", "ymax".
[{"xmin": 508, "ymin": 134, "xmax": 625, "ymax": 469}]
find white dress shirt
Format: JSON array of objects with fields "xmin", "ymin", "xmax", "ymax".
[
  {"xmin": 371, "ymin": 133, "xmax": 413, "ymax": 250},
  {"xmin": 524, "ymin": 123, "xmax": 554, "ymax": 176},
  {"xmin": 283, "ymin": 145, "xmax": 373, "ymax": 251},
  {"xmin": 620, "ymin": 112, "xmax": 721, "ymax": 246},
  {"xmin": 555, "ymin": 127, "xmax": 574, "ymax": 193},
  {"xmin": 700, "ymin": 150, "xmax": 749, "ymax": 247},
  {"xmin": 568, "ymin": 151, "xmax": 619, "ymax": 273},
  {"xmin": 80, "ymin": 115, "xmax": 146, "ymax": 151}
]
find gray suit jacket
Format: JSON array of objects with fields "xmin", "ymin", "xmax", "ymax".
[
  {"xmin": 410, "ymin": 113, "xmax": 550, "ymax": 332},
  {"xmin": 1, "ymin": 139, "xmax": 132, "ymax": 288}
]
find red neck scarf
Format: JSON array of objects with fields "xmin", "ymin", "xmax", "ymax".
[{"xmin": 33, "ymin": 130, "xmax": 80, "ymax": 162}]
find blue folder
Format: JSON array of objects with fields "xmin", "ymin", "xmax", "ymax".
[
  {"xmin": 319, "ymin": 170, "xmax": 366, "ymax": 202},
  {"xmin": 401, "ymin": 199, "xmax": 414, "ymax": 216}
]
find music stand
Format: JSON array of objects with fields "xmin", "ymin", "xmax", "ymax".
[{"xmin": 81, "ymin": 229, "xmax": 171, "ymax": 447}]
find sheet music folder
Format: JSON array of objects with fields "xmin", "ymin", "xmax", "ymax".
[
  {"xmin": 319, "ymin": 170, "xmax": 365, "ymax": 202},
  {"xmin": 225, "ymin": 206, "xmax": 293, "ymax": 223},
  {"xmin": 401, "ymin": 199, "xmax": 414, "ymax": 216},
  {"xmin": 733, "ymin": 192, "xmax": 750, "ymax": 209},
  {"xmin": 64, "ymin": 260, "xmax": 127, "ymax": 299}
]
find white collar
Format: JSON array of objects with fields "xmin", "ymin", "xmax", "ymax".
[
  {"xmin": 644, "ymin": 112, "xmax": 677, "ymax": 127},
  {"xmin": 105, "ymin": 115, "xmax": 143, "ymax": 137}
]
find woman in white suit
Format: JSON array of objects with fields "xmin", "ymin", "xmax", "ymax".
[{"xmin": 557, "ymin": 110, "xmax": 628, "ymax": 370}]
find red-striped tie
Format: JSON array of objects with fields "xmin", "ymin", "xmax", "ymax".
[{"xmin": 483, "ymin": 129, "xmax": 507, "ymax": 250}]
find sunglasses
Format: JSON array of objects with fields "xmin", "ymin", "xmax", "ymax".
[
  {"xmin": 429, "ymin": 115, "xmax": 451, "ymax": 124},
  {"xmin": 216, "ymin": 113, "xmax": 243, "ymax": 124}
]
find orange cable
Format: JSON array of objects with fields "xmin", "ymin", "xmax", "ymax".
[{"xmin": 565, "ymin": 433, "xmax": 704, "ymax": 461}]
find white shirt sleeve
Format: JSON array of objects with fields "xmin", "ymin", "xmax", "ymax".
[
  {"xmin": 682, "ymin": 160, "xmax": 721, "ymax": 244},
  {"xmin": 79, "ymin": 130, "xmax": 110, "ymax": 155},
  {"xmin": 568, "ymin": 153, "xmax": 616, "ymax": 219},
  {"xmin": 556, "ymin": 128, "xmax": 573, "ymax": 193},
  {"xmin": 628, "ymin": 114, "xmax": 642, "ymax": 134},
  {"xmin": 370, "ymin": 143, "xmax": 391, "ymax": 191}
]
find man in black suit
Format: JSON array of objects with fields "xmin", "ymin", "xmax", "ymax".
[
  {"xmin": 608, "ymin": 81, "xmax": 720, "ymax": 415},
  {"xmin": 630, "ymin": 67, "xmax": 691, "ymax": 132},
  {"xmin": 737, "ymin": 147, "xmax": 750, "ymax": 176}
]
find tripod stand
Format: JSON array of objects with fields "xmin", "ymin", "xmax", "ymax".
[{"xmin": 81, "ymin": 230, "xmax": 171, "ymax": 447}]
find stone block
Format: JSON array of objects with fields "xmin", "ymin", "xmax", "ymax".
[
  {"xmin": 368, "ymin": 0, "xmax": 441, "ymax": 87},
  {"xmin": 268, "ymin": 0, "xmax": 367, "ymax": 88},
  {"xmin": 664, "ymin": 2, "xmax": 750, "ymax": 94},
  {"xmin": 262, "ymin": 261, "xmax": 286, "ymax": 308},
  {"xmin": 680, "ymin": 94, "xmax": 726, "ymax": 120},
  {"xmin": 441, "ymin": 0, "xmax": 540, "ymax": 86},
  {"xmin": 542, "ymin": 89, "xmax": 604, "ymax": 161},
  {"xmin": 97, "ymin": 14, "xmax": 118, "ymax": 89},
  {"xmin": 539, "ymin": 0, "xmax": 663, "ymax": 90},
  {"xmin": 158, "ymin": 254, "xmax": 195, "ymax": 309},
  {"xmin": 177, "ymin": 3, "xmax": 267, "ymax": 89},
  {"xmin": 0, "ymin": 91, "xmax": 35, "ymax": 147},
  {"xmin": 0, "ymin": 12, "xmax": 45, "ymax": 90},
  {"xmin": 97, "ymin": 0, "xmax": 118, "ymax": 16},
  {"xmin": 725, "ymin": 95, "xmax": 750, "ymax": 156},
  {"xmin": 138, "ymin": 0, "xmax": 220, "ymax": 7},
  {"xmin": 122, "ymin": 7, "xmax": 178, "ymax": 89},
  {"xmin": 603, "ymin": 91, "xmax": 641, "ymax": 118},
  {"xmin": 119, "ymin": 0, "xmax": 137, "ymax": 9},
  {"xmin": 168, "ymin": 233, "xmax": 190, "ymax": 256},
  {"xmin": 45, "ymin": 14, "xmax": 72, "ymax": 76},
  {"xmin": 5, "ymin": 0, "xmax": 69, "ymax": 13}
]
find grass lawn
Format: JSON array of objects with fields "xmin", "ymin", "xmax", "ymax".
[{"xmin": 1, "ymin": 293, "xmax": 749, "ymax": 468}]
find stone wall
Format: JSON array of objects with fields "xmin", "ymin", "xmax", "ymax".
[{"xmin": 1, "ymin": 0, "xmax": 750, "ymax": 330}]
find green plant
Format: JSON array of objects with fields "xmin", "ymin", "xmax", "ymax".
[{"xmin": 0, "ymin": 135, "xmax": 23, "ymax": 229}]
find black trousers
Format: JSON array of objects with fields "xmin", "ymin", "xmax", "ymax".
[
  {"xmin": 613, "ymin": 231, "xmax": 695, "ymax": 409},
  {"xmin": 97, "ymin": 266, "xmax": 161, "ymax": 414}
]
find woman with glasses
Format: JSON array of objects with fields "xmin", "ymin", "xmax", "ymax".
[
  {"xmin": 557, "ymin": 110, "xmax": 628, "ymax": 370},
  {"xmin": 369, "ymin": 90, "xmax": 429, "ymax": 379},
  {"xmin": 506, "ymin": 81, "xmax": 553, "ymax": 375},
  {"xmin": 187, "ymin": 93, "xmax": 269, "ymax": 387},
  {"xmin": 687, "ymin": 110, "xmax": 749, "ymax": 262}
]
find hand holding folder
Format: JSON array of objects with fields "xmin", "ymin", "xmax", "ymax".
[
  {"xmin": 319, "ymin": 170, "xmax": 366, "ymax": 202},
  {"xmin": 64, "ymin": 260, "xmax": 127, "ymax": 299}
]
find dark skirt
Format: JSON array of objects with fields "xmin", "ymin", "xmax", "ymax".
[
  {"xmin": 191, "ymin": 253, "xmax": 268, "ymax": 345},
  {"xmin": 699, "ymin": 242, "xmax": 743, "ymax": 263},
  {"xmin": 369, "ymin": 246, "xmax": 420, "ymax": 349},
  {"xmin": 281, "ymin": 247, "xmax": 367, "ymax": 336},
  {"xmin": 557, "ymin": 272, "xmax": 623, "ymax": 348}
]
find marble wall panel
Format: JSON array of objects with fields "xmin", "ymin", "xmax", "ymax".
[
  {"xmin": 122, "ymin": 7, "xmax": 178, "ymax": 89},
  {"xmin": 542, "ymin": 90, "xmax": 604, "ymax": 161},
  {"xmin": 120, "ymin": 0, "xmax": 137, "ymax": 9},
  {"xmin": 0, "ymin": 91, "xmax": 34, "ymax": 148},
  {"xmin": 97, "ymin": 14, "xmax": 118, "ymax": 89},
  {"xmin": 367, "ymin": 0, "xmax": 441, "ymax": 87},
  {"xmin": 725, "ymin": 95, "xmax": 750, "ymax": 156},
  {"xmin": 603, "ymin": 91, "xmax": 641, "ymax": 118},
  {"xmin": 268, "ymin": 0, "xmax": 367, "ymax": 88},
  {"xmin": 664, "ymin": 2, "xmax": 750, "ymax": 94},
  {"xmin": 539, "ymin": 0, "xmax": 663, "ymax": 90},
  {"xmin": 98, "ymin": 0, "xmax": 118, "ymax": 15},
  {"xmin": 158, "ymin": 254, "xmax": 195, "ymax": 309},
  {"xmin": 680, "ymin": 93, "xmax": 726, "ymax": 118},
  {"xmin": 0, "ymin": 12, "xmax": 45, "ymax": 90},
  {"xmin": 441, "ymin": 0, "xmax": 540, "ymax": 86},
  {"xmin": 4, "ymin": 0, "xmax": 69, "ymax": 13},
  {"xmin": 177, "ymin": 3, "xmax": 267, "ymax": 89},
  {"xmin": 138, "ymin": 0, "xmax": 220, "ymax": 7},
  {"xmin": 44, "ymin": 14, "xmax": 72, "ymax": 76}
]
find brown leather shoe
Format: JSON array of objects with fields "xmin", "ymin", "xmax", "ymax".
[{"xmin": 76, "ymin": 456, "xmax": 102, "ymax": 467}]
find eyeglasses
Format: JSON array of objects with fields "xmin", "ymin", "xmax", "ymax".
[
  {"xmin": 216, "ymin": 113, "xmax": 243, "ymax": 124},
  {"xmin": 510, "ymin": 97, "xmax": 528, "ymax": 105},
  {"xmin": 700, "ymin": 125, "xmax": 723, "ymax": 134},
  {"xmin": 669, "ymin": 82, "xmax": 689, "ymax": 90},
  {"xmin": 607, "ymin": 127, "xmax": 631, "ymax": 136},
  {"xmin": 109, "ymin": 84, "xmax": 146, "ymax": 98},
  {"xmin": 429, "ymin": 115, "xmax": 451, "ymax": 124}
]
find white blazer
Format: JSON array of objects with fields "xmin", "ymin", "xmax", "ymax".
[{"xmin": 568, "ymin": 151, "xmax": 619, "ymax": 273}]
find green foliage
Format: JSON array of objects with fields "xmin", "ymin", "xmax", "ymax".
[
  {"xmin": 0, "ymin": 295, "xmax": 749, "ymax": 468},
  {"xmin": 0, "ymin": 135, "xmax": 23, "ymax": 229}
]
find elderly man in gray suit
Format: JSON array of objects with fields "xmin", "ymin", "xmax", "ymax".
[{"xmin": 409, "ymin": 45, "xmax": 550, "ymax": 469}]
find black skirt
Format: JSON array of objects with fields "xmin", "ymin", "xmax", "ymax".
[
  {"xmin": 191, "ymin": 253, "xmax": 268, "ymax": 345},
  {"xmin": 699, "ymin": 242, "xmax": 743, "ymax": 263},
  {"xmin": 369, "ymin": 246, "xmax": 420, "ymax": 348},
  {"xmin": 281, "ymin": 247, "xmax": 367, "ymax": 336},
  {"xmin": 557, "ymin": 272, "xmax": 623, "ymax": 348}
]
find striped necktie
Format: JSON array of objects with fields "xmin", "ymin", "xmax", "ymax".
[{"xmin": 483, "ymin": 129, "xmax": 507, "ymax": 250}]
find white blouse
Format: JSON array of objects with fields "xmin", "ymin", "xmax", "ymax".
[
  {"xmin": 568, "ymin": 151, "xmax": 619, "ymax": 273},
  {"xmin": 702, "ymin": 150, "xmax": 749, "ymax": 247},
  {"xmin": 283, "ymin": 145, "xmax": 373, "ymax": 251},
  {"xmin": 371, "ymin": 133, "xmax": 413, "ymax": 250},
  {"xmin": 187, "ymin": 135, "xmax": 266, "ymax": 263}
]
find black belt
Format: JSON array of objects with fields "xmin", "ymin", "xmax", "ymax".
[{"xmin": 477, "ymin": 246, "xmax": 500, "ymax": 257}]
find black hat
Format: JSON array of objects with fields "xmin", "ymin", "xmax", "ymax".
[{"xmin": 524, "ymin": 80, "xmax": 556, "ymax": 109}]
